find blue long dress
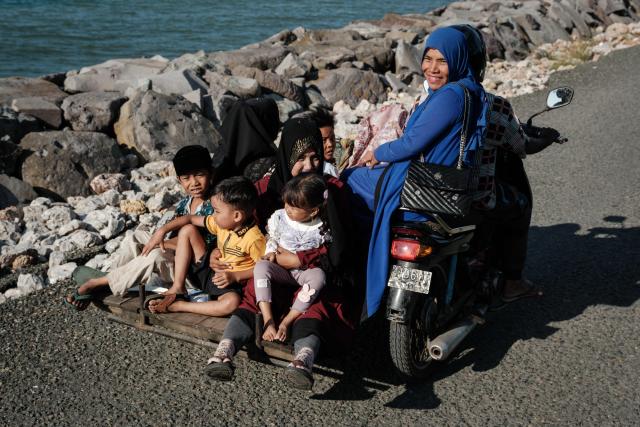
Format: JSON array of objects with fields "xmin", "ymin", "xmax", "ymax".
[{"xmin": 343, "ymin": 27, "xmax": 490, "ymax": 319}]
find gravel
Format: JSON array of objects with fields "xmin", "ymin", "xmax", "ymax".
[{"xmin": 1, "ymin": 47, "xmax": 639, "ymax": 426}]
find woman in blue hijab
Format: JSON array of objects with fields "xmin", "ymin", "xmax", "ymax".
[{"xmin": 343, "ymin": 26, "xmax": 489, "ymax": 319}]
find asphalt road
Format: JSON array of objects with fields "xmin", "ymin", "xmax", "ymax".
[{"xmin": 1, "ymin": 46, "xmax": 639, "ymax": 426}]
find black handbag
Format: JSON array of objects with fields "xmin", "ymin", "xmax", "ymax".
[{"xmin": 400, "ymin": 84, "xmax": 475, "ymax": 217}]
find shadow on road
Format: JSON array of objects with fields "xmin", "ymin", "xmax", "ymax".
[{"xmin": 311, "ymin": 217, "xmax": 640, "ymax": 408}]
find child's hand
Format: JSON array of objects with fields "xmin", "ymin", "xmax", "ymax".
[
  {"xmin": 275, "ymin": 322, "xmax": 289, "ymax": 342},
  {"xmin": 261, "ymin": 252, "xmax": 276, "ymax": 262},
  {"xmin": 275, "ymin": 246, "xmax": 301, "ymax": 269},
  {"xmin": 141, "ymin": 229, "xmax": 166, "ymax": 256},
  {"xmin": 209, "ymin": 248, "xmax": 231, "ymax": 270},
  {"xmin": 212, "ymin": 271, "xmax": 235, "ymax": 288}
]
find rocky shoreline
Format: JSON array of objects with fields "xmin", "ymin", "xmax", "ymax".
[{"xmin": 1, "ymin": 0, "xmax": 639, "ymax": 301}]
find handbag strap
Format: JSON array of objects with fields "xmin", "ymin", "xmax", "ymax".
[{"xmin": 455, "ymin": 83, "xmax": 471, "ymax": 170}]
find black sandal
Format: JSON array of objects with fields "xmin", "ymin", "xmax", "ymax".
[
  {"xmin": 205, "ymin": 360, "xmax": 235, "ymax": 381},
  {"xmin": 283, "ymin": 363, "xmax": 314, "ymax": 391}
]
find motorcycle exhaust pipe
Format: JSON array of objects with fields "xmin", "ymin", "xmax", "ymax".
[{"xmin": 428, "ymin": 315, "xmax": 482, "ymax": 361}]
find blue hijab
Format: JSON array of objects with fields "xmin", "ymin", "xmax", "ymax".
[{"xmin": 363, "ymin": 27, "xmax": 489, "ymax": 319}]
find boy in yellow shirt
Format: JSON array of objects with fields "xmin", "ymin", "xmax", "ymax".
[{"xmin": 144, "ymin": 176, "xmax": 265, "ymax": 316}]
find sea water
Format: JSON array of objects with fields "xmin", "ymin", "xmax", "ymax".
[{"xmin": 0, "ymin": 0, "xmax": 451, "ymax": 77}]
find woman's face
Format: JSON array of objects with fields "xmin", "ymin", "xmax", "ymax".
[
  {"xmin": 422, "ymin": 48, "xmax": 449, "ymax": 91},
  {"xmin": 291, "ymin": 149, "xmax": 321, "ymax": 177}
]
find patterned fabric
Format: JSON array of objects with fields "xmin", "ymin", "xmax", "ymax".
[
  {"xmin": 347, "ymin": 103, "xmax": 409, "ymax": 168},
  {"xmin": 265, "ymin": 209, "xmax": 329, "ymax": 254},
  {"xmin": 473, "ymin": 93, "xmax": 527, "ymax": 210},
  {"xmin": 155, "ymin": 196, "xmax": 216, "ymax": 246}
]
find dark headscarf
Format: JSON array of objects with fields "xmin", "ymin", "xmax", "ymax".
[
  {"xmin": 217, "ymin": 97, "xmax": 280, "ymax": 179},
  {"xmin": 265, "ymin": 117, "xmax": 351, "ymax": 274},
  {"xmin": 267, "ymin": 117, "xmax": 324, "ymax": 196}
]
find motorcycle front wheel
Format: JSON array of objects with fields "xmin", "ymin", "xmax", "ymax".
[{"xmin": 388, "ymin": 295, "xmax": 437, "ymax": 380}]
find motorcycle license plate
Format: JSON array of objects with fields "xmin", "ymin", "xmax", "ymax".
[{"xmin": 387, "ymin": 265, "xmax": 432, "ymax": 294}]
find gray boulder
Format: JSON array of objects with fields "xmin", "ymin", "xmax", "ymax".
[
  {"xmin": 61, "ymin": 91, "xmax": 127, "ymax": 132},
  {"xmin": 11, "ymin": 97, "xmax": 62, "ymax": 129},
  {"xmin": 0, "ymin": 107, "xmax": 43, "ymax": 141},
  {"xmin": 395, "ymin": 40, "xmax": 423, "ymax": 75},
  {"xmin": 0, "ymin": 175, "xmax": 38, "ymax": 208},
  {"xmin": 114, "ymin": 90, "xmax": 222, "ymax": 163},
  {"xmin": 298, "ymin": 45, "xmax": 356, "ymax": 70},
  {"xmin": 149, "ymin": 69, "xmax": 209, "ymax": 96},
  {"xmin": 204, "ymin": 71, "xmax": 261, "ymax": 99},
  {"xmin": 264, "ymin": 94, "xmax": 304, "ymax": 124},
  {"xmin": 314, "ymin": 68, "xmax": 387, "ymax": 108},
  {"xmin": 275, "ymin": 53, "xmax": 311, "ymax": 79},
  {"xmin": 64, "ymin": 57, "xmax": 169, "ymax": 93},
  {"xmin": 0, "ymin": 77, "xmax": 67, "ymax": 107},
  {"xmin": 20, "ymin": 130, "xmax": 126, "ymax": 199},
  {"xmin": 385, "ymin": 30, "xmax": 420, "ymax": 44},
  {"xmin": 232, "ymin": 66, "xmax": 306, "ymax": 105},
  {"xmin": 210, "ymin": 45, "xmax": 289, "ymax": 71}
]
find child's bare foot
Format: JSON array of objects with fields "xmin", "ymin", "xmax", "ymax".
[
  {"xmin": 275, "ymin": 323, "xmax": 288, "ymax": 342},
  {"xmin": 262, "ymin": 319, "xmax": 277, "ymax": 341}
]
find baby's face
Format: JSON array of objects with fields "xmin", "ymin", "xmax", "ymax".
[
  {"xmin": 177, "ymin": 169, "xmax": 210, "ymax": 199},
  {"xmin": 284, "ymin": 203, "xmax": 318, "ymax": 223}
]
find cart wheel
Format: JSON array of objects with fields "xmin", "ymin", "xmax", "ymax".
[{"xmin": 388, "ymin": 295, "xmax": 437, "ymax": 380}]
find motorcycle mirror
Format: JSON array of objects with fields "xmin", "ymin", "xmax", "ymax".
[
  {"xmin": 546, "ymin": 86, "xmax": 574, "ymax": 109},
  {"xmin": 527, "ymin": 86, "xmax": 574, "ymax": 126}
]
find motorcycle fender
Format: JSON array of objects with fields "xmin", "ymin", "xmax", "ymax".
[{"xmin": 386, "ymin": 286, "xmax": 419, "ymax": 324}]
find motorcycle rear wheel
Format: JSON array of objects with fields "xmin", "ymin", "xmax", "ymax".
[{"xmin": 388, "ymin": 296, "xmax": 437, "ymax": 380}]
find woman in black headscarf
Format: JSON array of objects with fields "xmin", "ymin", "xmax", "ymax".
[
  {"xmin": 206, "ymin": 117, "xmax": 357, "ymax": 390},
  {"xmin": 216, "ymin": 97, "xmax": 280, "ymax": 181}
]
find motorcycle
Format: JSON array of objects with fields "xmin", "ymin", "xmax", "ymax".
[{"xmin": 385, "ymin": 86, "xmax": 574, "ymax": 379}]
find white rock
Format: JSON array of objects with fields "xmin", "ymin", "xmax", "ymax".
[
  {"xmin": 67, "ymin": 196, "xmax": 107, "ymax": 215},
  {"xmin": 30, "ymin": 197, "xmax": 52, "ymax": 207},
  {"xmin": 85, "ymin": 253, "xmax": 108, "ymax": 270},
  {"xmin": 100, "ymin": 190, "xmax": 122, "ymax": 207},
  {"xmin": 49, "ymin": 250, "xmax": 66, "ymax": 269},
  {"xmin": 141, "ymin": 160, "xmax": 174, "ymax": 177},
  {"xmin": 17, "ymin": 273, "xmax": 46, "ymax": 294},
  {"xmin": 146, "ymin": 189, "xmax": 182, "ymax": 212},
  {"xmin": 84, "ymin": 206, "xmax": 126, "ymax": 239},
  {"xmin": 47, "ymin": 262, "xmax": 77, "ymax": 285},
  {"xmin": 58, "ymin": 219, "xmax": 85, "ymax": 236},
  {"xmin": 22, "ymin": 204, "xmax": 47, "ymax": 224},
  {"xmin": 4, "ymin": 288, "xmax": 24, "ymax": 299},
  {"xmin": 605, "ymin": 23, "xmax": 629, "ymax": 38},
  {"xmin": 0, "ymin": 293, "xmax": 6, "ymax": 304},
  {"xmin": 0, "ymin": 220, "xmax": 22, "ymax": 244},
  {"xmin": 53, "ymin": 230, "xmax": 103, "ymax": 254},
  {"xmin": 105, "ymin": 235, "xmax": 124, "ymax": 253},
  {"xmin": 120, "ymin": 190, "xmax": 147, "ymax": 202},
  {"xmin": 42, "ymin": 205, "xmax": 77, "ymax": 231}
]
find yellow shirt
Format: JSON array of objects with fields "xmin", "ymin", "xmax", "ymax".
[{"xmin": 205, "ymin": 216, "xmax": 266, "ymax": 272}]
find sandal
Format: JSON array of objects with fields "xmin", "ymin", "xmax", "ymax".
[
  {"xmin": 205, "ymin": 360, "xmax": 235, "ymax": 381},
  {"xmin": 501, "ymin": 279, "xmax": 543, "ymax": 303},
  {"xmin": 283, "ymin": 362, "xmax": 314, "ymax": 391},
  {"xmin": 63, "ymin": 289, "xmax": 94, "ymax": 311}
]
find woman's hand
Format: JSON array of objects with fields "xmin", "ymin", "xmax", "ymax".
[
  {"xmin": 141, "ymin": 229, "xmax": 166, "ymax": 256},
  {"xmin": 275, "ymin": 246, "xmax": 302, "ymax": 269},
  {"xmin": 359, "ymin": 149, "xmax": 380, "ymax": 168},
  {"xmin": 209, "ymin": 248, "xmax": 230, "ymax": 270}
]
